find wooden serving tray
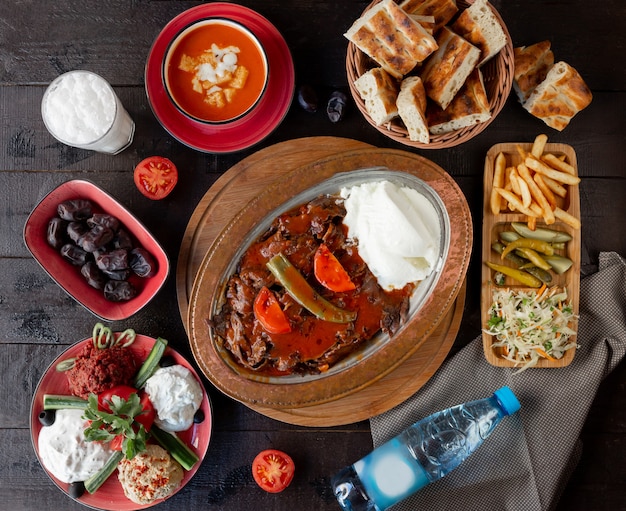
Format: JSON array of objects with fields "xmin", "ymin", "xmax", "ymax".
[
  {"xmin": 177, "ymin": 137, "xmax": 467, "ymax": 426},
  {"xmin": 481, "ymin": 142, "xmax": 581, "ymax": 368}
]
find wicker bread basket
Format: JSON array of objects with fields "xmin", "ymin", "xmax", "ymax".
[{"xmin": 346, "ymin": 0, "xmax": 514, "ymax": 149}]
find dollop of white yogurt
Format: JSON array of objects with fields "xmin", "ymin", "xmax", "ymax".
[
  {"xmin": 340, "ymin": 180, "xmax": 441, "ymax": 290},
  {"xmin": 144, "ymin": 365, "xmax": 203, "ymax": 432},
  {"xmin": 38, "ymin": 408, "xmax": 115, "ymax": 484}
]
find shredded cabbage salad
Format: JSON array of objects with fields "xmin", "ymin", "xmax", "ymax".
[{"xmin": 484, "ymin": 286, "xmax": 578, "ymax": 373}]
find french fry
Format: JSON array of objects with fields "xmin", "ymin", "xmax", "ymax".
[
  {"xmin": 554, "ymin": 207, "xmax": 581, "ymax": 229},
  {"xmin": 531, "ymin": 134, "xmax": 548, "ymax": 158},
  {"xmin": 490, "ymin": 152, "xmax": 506, "ymax": 214},
  {"xmin": 494, "ymin": 187, "xmax": 539, "ymax": 217},
  {"xmin": 527, "ymin": 215, "xmax": 537, "ymax": 231},
  {"xmin": 533, "ymin": 173, "xmax": 557, "ymax": 210},
  {"xmin": 518, "ymin": 163, "xmax": 556, "ymax": 224},
  {"xmin": 525, "ymin": 156, "xmax": 581, "ymax": 185},
  {"xmin": 542, "ymin": 153, "xmax": 576, "ymax": 175},
  {"xmin": 509, "ymin": 166, "xmax": 522, "ymax": 196},
  {"xmin": 515, "ymin": 167, "xmax": 532, "ymax": 208},
  {"xmin": 540, "ymin": 174, "xmax": 568, "ymax": 198}
]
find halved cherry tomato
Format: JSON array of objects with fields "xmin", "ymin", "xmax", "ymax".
[
  {"xmin": 98, "ymin": 384, "xmax": 155, "ymax": 432},
  {"xmin": 252, "ymin": 449, "xmax": 295, "ymax": 493},
  {"xmin": 313, "ymin": 244, "xmax": 356, "ymax": 292},
  {"xmin": 253, "ymin": 286, "xmax": 291, "ymax": 334},
  {"xmin": 109, "ymin": 434, "xmax": 125, "ymax": 451},
  {"xmin": 133, "ymin": 156, "xmax": 178, "ymax": 200}
]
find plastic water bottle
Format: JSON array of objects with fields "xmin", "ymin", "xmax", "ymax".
[{"xmin": 331, "ymin": 386, "xmax": 521, "ymax": 511}]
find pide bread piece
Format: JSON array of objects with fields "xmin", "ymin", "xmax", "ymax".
[
  {"xmin": 425, "ymin": 68, "xmax": 491, "ymax": 134},
  {"xmin": 345, "ymin": 0, "xmax": 438, "ymax": 79},
  {"xmin": 408, "ymin": 14, "xmax": 436, "ymax": 34},
  {"xmin": 354, "ymin": 67, "xmax": 399, "ymax": 126},
  {"xmin": 450, "ymin": 0, "xmax": 507, "ymax": 65},
  {"xmin": 420, "ymin": 26, "xmax": 481, "ymax": 110},
  {"xmin": 397, "ymin": 76, "xmax": 429, "ymax": 143},
  {"xmin": 400, "ymin": 0, "xmax": 459, "ymax": 34},
  {"xmin": 523, "ymin": 61, "xmax": 592, "ymax": 131},
  {"xmin": 513, "ymin": 40, "xmax": 554, "ymax": 102}
]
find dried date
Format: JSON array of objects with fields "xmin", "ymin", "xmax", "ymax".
[
  {"xmin": 95, "ymin": 248, "xmax": 129, "ymax": 272},
  {"xmin": 81, "ymin": 261, "xmax": 107, "ymax": 290},
  {"xmin": 87, "ymin": 213, "xmax": 120, "ymax": 231},
  {"xmin": 104, "ymin": 280, "xmax": 137, "ymax": 302},
  {"xmin": 57, "ymin": 199, "xmax": 93, "ymax": 221},
  {"xmin": 327, "ymin": 91, "xmax": 348, "ymax": 123},
  {"xmin": 47, "ymin": 217, "xmax": 67, "ymax": 249},
  {"xmin": 67, "ymin": 221, "xmax": 88, "ymax": 243},
  {"xmin": 60, "ymin": 244, "xmax": 89, "ymax": 266},
  {"xmin": 129, "ymin": 248, "xmax": 157, "ymax": 278},
  {"xmin": 79, "ymin": 225, "xmax": 114, "ymax": 252}
]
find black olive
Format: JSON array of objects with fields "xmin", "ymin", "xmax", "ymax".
[
  {"xmin": 47, "ymin": 217, "xmax": 68, "ymax": 249},
  {"xmin": 159, "ymin": 355, "xmax": 177, "ymax": 368},
  {"xmin": 80, "ymin": 261, "xmax": 107, "ymax": 290},
  {"xmin": 193, "ymin": 409, "xmax": 205, "ymax": 424},
  {"xmin": 60, "ymin": 244, "xmax": 89, "ymax": 266},
  {"xmin": 68, "ymin": 481, "xmax": 86, "ymax": 499},
  {"xmin": 129, "ymin": 247, "xmax": 157, "ymax": 278},
  {"xmin": 87, "ymin": 213, "xmax": 120, "ymax": 232},
  {"xmin": 104, "ymin": 280, "xmax": 137, "ymax": 302},
  {"xmin": 57, "ymin": 199, "xmax": 93, "ymax": 221},
  {"xmin": 297, "ymin": 84, "xmax": 318, "ymax": 113},
  {"xmin": 39, "ymin": 409, "xmax": 56, "ymax": 427},
  {"xmin": 327, "ymin": 91, "xmax": 348, "ymax": 123}
]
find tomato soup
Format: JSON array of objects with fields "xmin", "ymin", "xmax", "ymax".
[{"xmin": 165, "ymin": 19, "xmax": 268, "ymax": 123}]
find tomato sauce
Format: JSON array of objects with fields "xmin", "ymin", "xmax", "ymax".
[
  {"xmin": 212, "ymin": 196, "xmax": 412, "ymax": 376},
  {"xmin": 166, "ymin": 20, "xmax": 267, "ymax": 122}
]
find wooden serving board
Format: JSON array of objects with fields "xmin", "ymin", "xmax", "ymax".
[
  {"xmin": 177, "ymin": 137, "xmax": 465, "ymax": 426},
  {"xmin": 481, "ymin": 142, "xmax": 581, "ymax": 368}
]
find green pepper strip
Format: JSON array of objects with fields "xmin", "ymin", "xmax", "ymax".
[
  {"xmin": 92, "ymin": 322, "xmax": 113, "ymax": 349},
  {"xmin": 266, "ymin": 253, "xmax": 357, "ymax": 324},
  {"xmin": 514, "ymin": 247, "xmax": 552, "ymax": 271},
  {"xmin": 114, "ymin": 328, "xmax": 137, "ymax": 347},
  {"xmin": 486, "ymin": 261, "xmax": 542, "ymax": 288},
  {"xmin": 501, "ymin": 237, "xmax": 555, "ymax": 258},
  {"xmin": 492, "ymin": 242, "xmax": 552, "ymax": 284}
]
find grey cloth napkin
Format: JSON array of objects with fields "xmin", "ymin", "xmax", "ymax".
[{"xmin": 370, "ymin": 251, "xmax": 626, "ymax": 511}]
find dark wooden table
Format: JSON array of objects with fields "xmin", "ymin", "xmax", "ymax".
[{"xmin": 1, "ymin": 1, "xmax": 625, "ymax": 510}]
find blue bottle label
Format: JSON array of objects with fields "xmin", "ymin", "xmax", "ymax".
[{"xmin": 353, "ymin": 437, "xmax": 429, "ymax": 510}]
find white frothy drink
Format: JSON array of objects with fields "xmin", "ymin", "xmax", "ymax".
[{"xmin": 41, "ymin": 70, "xmax": 135, "ymax": 154}]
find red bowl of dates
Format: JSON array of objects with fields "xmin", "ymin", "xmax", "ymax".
[{"xmin": 24, "ymin": 180, "xmax": 169, "ymax": 321}]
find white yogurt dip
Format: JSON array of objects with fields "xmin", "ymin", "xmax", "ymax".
[
  {"xmin": 37, "ymin": 408, "xmax": 115, "ymax": 484},
  {"xmin": 340, "ymin": 180, "xmax": 441, "ymax": 290},
  {"xmin": 144, "ymin": 365, "xmax": 203, "ymax": 432}
]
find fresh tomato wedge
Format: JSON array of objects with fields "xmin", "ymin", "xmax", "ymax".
[
  {"xmin": 97, "ymin": 384, "xmax": 155, "ymax": 432},
  {"xmin": 313, "ymin": 244, "xmax": 356, "ymax": 292},
  {"xmin": 109, "ymin": 434, "xmax": 125, "ymax": 451},
  {"xmin": 252, "ymin": 449, "xmax": 295, "ymax": 493},
  {"xmin": 133, "ymin": 156, "xmax": 178, "ymax": 200},
  {"xmin": 254, "ymin": 286, "xmax": 292, "ymax": 334}
]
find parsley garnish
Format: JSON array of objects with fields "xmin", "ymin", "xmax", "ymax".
[{"xmin": 83, "ymin": 393, "xmax": 148, "ymax": 459}]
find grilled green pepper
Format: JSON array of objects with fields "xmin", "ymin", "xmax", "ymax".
[{"xmin": 266, "ymin": 253, "xmax": 357, "ymax": 324}]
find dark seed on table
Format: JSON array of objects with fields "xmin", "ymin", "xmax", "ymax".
[
  {"xmin": 57, "ymin": 199, "xmax": 93, "ymax": 221},
  {"xmin": 47, "ymin": 217, "xmax": 68, "ymax": 249},
  {"xmin": 327, "ymin": 91, "xmax": 348, "ymax": 123},
  {"xmin": 104, "ymin": 280, "xmax": 137, "ymax": 302},
  {"xmin": 38, "ymin": 409, "xmax": 56, "ymax": 427},
  {"xmin": 297, "ymin": 84, "xmax": 318, "ymax": 113}
]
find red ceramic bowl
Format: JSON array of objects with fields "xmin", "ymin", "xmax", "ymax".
[{"xmin": 24, "ymin": 180, "xmax": 169, "ymax": 321}]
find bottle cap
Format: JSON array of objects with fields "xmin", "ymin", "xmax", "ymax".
[{"xmin": 494, "ymin": 386, "xmax": 521, "ymax": 415}]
